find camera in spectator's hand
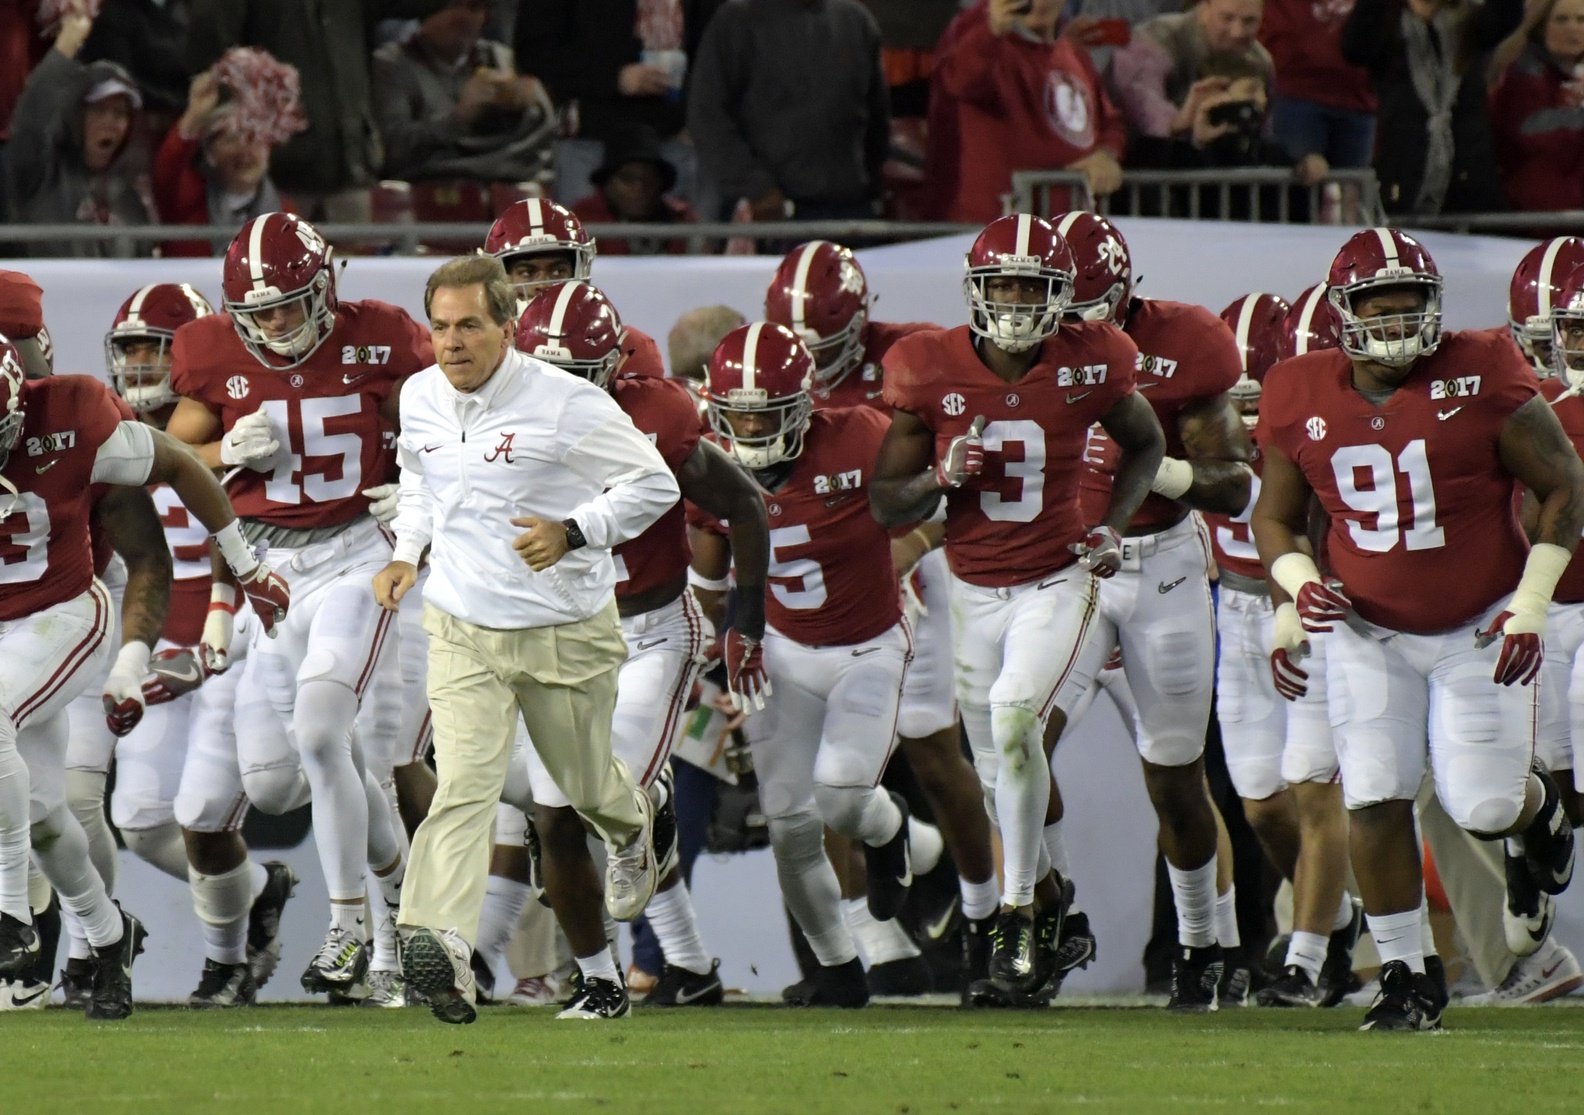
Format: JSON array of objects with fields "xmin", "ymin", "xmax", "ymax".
[{"xmin": 1205, "ymin": 98, "xmax": 1262, "ymax": 137}]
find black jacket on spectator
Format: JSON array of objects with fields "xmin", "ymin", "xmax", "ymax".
[
  {"xmin": 4, "ymin": 51, "xmax": 152, "ymax": 258},
  {"xmin": 80, "ymin": 0, "xmax": 191, "ymax": 117},
  {"xmin": 514, "ymin": 0, "xmax": 725, "ymax": 143},
  {"xmin": 687, "ymin": 0, "xmax": 889, "ymax": 212},
  {"xmin": 186, "ymin": 0, "xmax": 447, "ymax": 196},
  {"xmin": 1342, "ymin": 0, "xmax": 1520, "ymax": 214}
]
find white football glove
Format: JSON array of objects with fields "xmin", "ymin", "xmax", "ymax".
[
  {"xmin": 201, "ymin": 584, "xmax": 238, "ymax": 673},
  {"xmin": 220, "ymin": 410, "xmax": 282, "ymax": 470},
  {"xmin": 362, "ymin": 483, "xmax": 399, "ymax": 525},
  {"xmin": 935, "ymin": 415, "xmax": 986, "ymax": 489}
]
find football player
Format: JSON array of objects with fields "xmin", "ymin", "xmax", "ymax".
[
  {"xmin": 1205, "ymin": 292, "xmax": 1365, "ymax": 1008},
  {"xmin": 101, "ymin": 283, "xmax": 300, "ymax": 1007},
  {"xmin": 1252, "ymin": 228, "xmax": 1584, "ymax": 1031},
  {"xmin": 0, "ymin": 330, "xmax": 290, "ymax": 1018},
  {"xmin": 1510, "ymin": 238, "xmax": 1584, "ymax": 378},
  {"xmin": 765, "ymin": 241, "xmax": 999, "ymax": 990},
  {"xmin": 691, "ymin": 322, "xmax": 929, "ymax": 1008},
  {"xmin": 484, "ymin": 197, "xmax": 664, "ymax": 376},
  {"xmin": 872, "ymin": 214, "xmax": 1166, "ymax": 1006},
  {"xmin": 1048, "ymin": 212, "xmax": 1254, "ymax": 1011},
  {"xmin": 165, "ymin": 212, "xmax": 427, "ymax": 1001},
  {"xmin": 515, "ymin": 281, "xmax": 769, "ymax": 1011}
]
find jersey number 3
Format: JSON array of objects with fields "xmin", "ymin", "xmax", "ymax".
[
  {"xmin": 1331, "ymin": 439, "xmax": 1445, "ymax": 553},
  {"xmin": 980, "ymin": 420, "xmax": 1046, "ymax": 523},
  {"xmin": 259, "ymin": 397, "xmax": 364, "ymax": 505}
]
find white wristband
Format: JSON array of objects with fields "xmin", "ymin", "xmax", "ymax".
[
  {"xmin": 1273, "ymin": 602, "xmax": 1306, "ymax": 655},
  {"xmin": 1150, "ymin": 456, "xmax": 1195, "ymax": 500},
  {"xmin": 112, "ymin": 641, "xmax": 151, "ymax": 678},
  {"xmin": 1270, "ymin": 552, "xmax": 1324, "ymax": 600},
  {"xmin": 210, "ymin": 582, "xmax": 239, "ymax": 610},
  {"xmin": 688, "ymin": 567, "xmax": 731, "ymax": 593},
  {"xmin": 212, "ymin": 520, "xmax": 258, "ymax": 578},
  {"xmin": 1512, "ymin": 541, "xmax": 1572, "ymax": 618}
]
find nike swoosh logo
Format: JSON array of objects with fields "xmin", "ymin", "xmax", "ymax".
[
  {"xmin": 161, "ymin": 661, "xmax": 201, "ymax": 684},
  {"xmin": 1136, "ymin": 382, "xmax": 1159, "ymax": 390},
  {"xmin": 1036, "ymin": 576, "xmax": 1067, "ymax": 590},
  {"xmin": 11, "ymin": 985, "xmax": 46, "ymax": 1006},
  {"xmin": 35, "ymin": 459, "xmax": 58, "ymax": 474},
  {"xmin": 1158, "ymin": 576, "xmax": 1187, "ymax": 594},
  {"xmin": 851, "ymin": 646, "xmax": 883, "ymax": 657},
  {"xmin": 637, "ymin": 638, "xmax": 667, "ymax": 651},
  {"xmin": 1543, "ymin": 960, "xmax": 1566, "ymax": 978},
  {"xmin": 1065, "ymin": 391, "xmax": 1093, "ymax": 404},
  {"xmin": 673, "ymin": 981, "xmax": 719, "ymax": 1005},
  {"xmin": 420, "ymin": 444, "xmax": 442, "ymax": 453},
  {"xmin": 1437, "ymin": 407, "xmax": 1463, "ymax": 421},
  {"xmin": 343, "ymin": 372, "xmax": 369, "ymax": 385}
]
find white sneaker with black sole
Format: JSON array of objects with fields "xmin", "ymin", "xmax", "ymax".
[
  {"xmin": 401, "ymin": 927, "xmax": 477, "ymax": 1024},
  {"xmin": 606, "ymin": 789, "xmax": 658, "ymax": 922},
  {"xmin": 557, "ymin": 975, "xmax": 631, "ymax": 1020}
]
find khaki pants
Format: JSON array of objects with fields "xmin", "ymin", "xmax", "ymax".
[
  {"xmin": 398, "ymin": 601, "xmax": 644, "ymax": 947},
  {"xmin": 1417, "ymin": 777, "xmax": 1517, "ymax": 988}
]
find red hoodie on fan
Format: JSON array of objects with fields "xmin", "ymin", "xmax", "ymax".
[
  {"xmin": 1258, "ymin": 0, "xmax": 1376, "ymax": 114},
  {"xmin": 925, "ymin": 2, "xmax": 1126, "ymax": 222}
]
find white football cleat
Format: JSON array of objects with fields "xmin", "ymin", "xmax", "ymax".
[{"xmin": 1465, "ymin": 937, "xmax": 1583, "ymax": 1006}]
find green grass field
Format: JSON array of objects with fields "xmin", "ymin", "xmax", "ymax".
[{"xmin": 4, "ymin": 1002, "xmax": 1582, "ymax": 1114}]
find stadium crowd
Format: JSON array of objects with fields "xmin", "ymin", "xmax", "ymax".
[{"xmin": 0, "ymin": 0, "xmax": 1581, "ymax": 258}]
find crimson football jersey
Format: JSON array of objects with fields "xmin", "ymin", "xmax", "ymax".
[
  {"xmin": 88, "ymin": 393, "xmax": 139, "ymax": 578},
  {"xmin": 1259, "ymin": 330, "xmax": 1539, "ymax": 634},
  {"xmin": 1541, "ymin": 376, "xmax": 1584, "ymax": 604},
  {"xmin": 0, "ymin": 377, "xmax": 128, "ymax": 621},
  {"xmin": 811, "ymin": 321, "xmax": 939, "ymax": 412},
  {"xmin": 883, "ymin": 322, "xmax": 1139, "ymax": 588},
  {"xmin": 694, "ymin": 408, "xmax": 902, "ymax": 646},
  {"xmin": 152, "ymin": 483, "xmax": 211, "ymax": 645},
  {"xmin": 170, "ymin": 300, "xmax": 430, "ymax": 529},
  {"xmin": 1078, "ymin": 299, "xmax": 1243, "ymax": 532},
  {"xmin": 1203, "ymin": 447, "xmax": 1266, "ymax": 582},
  {"xmin": 621, "ymin": 326, "xmax": 665, "ymax": 379},
  {"xmin": 611, "ymin": 373, "xmax": 700, "ymax": 602}
]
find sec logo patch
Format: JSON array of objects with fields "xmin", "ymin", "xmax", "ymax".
[
  {"xmin": 942, "ymin": 392, "xmax": 966, "ymax": 417},
  {"xmin": 1306, "ymin": 416, "xmax": 1327, "ymax": 441},
  {"xmin": 226, "ymin": 375, "xmax": 249, "ymax": 400}
]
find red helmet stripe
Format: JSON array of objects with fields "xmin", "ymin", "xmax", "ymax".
[
  {"xmin": 742, "ymin": 321, "xmax": 764, "ymax": 391},
  {"xmin": 545, "ymin": 280, "xmax": 583, "ymax": 340},
  {"xmin": 1371, "ymin": 227, "xmax": 1399, "ymax": 272},
  {"xmin": 1294, "ymin": 286, "xmax": 1326, "ymax": 355},
  {"xmin": 248, "ymin": 217, "xmax": 269, "ymax": 289},
  {"xmin": 789, "ymin": 241, "xmax": 827, "ymax": 333},
  {"xmin": 1232, "ymin": 296, "xmax": 1258, "ymax": 374},
  {"xmin": 1539, "ymin": 238, "xmax": 1570, "ymax": 318}
]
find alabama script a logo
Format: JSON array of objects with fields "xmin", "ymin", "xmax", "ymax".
[{"xmin": 485, "ymin": 432, "xmax": 517, "ymax": 463}]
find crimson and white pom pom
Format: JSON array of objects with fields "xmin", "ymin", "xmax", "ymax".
[
  {"xmin": 212, "ymin": 47, "xmax": 309, "ymax": 149},
  {"xmin": 37, "ymin": 0, "xmax": 102, "ymax": 33}
]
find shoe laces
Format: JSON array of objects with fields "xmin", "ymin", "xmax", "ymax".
[{"xmin": 313, "ymin": 928, "xmax": 362, "ymax": 969}]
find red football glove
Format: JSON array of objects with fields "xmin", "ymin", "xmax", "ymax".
[
  {"xmin": 1295, "ymin": 579, "xmax": 1351, "ymax": 633},
  {"xmin": 724, "ymin": 628, "xmax": 771, "ymax": 713},
  {"xmin": 1477, "ymin": 610, "xmax": 1544, "ymax": 687},
  {"xmin": 1271, "ymin": 648, "xmax": 1309, "ymax": 701},
  {"xmin": 1069, "ymin": 525, "xmax": 1123, "ymax": 578},
  {"xmin": 142, "ymin": 647, "xmax": 212, "ymax": 706},
  {"xmin": 239, "ymin": 561, "xmax": 291, "ymax": 637},
  {"xmin": 935, "ymin": 415, "xmax": 986, "ymax": 489}
]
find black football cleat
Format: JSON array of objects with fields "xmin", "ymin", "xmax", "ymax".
[
  {"xmin": 1166, "ymin": 944, "xmax": 1223, "ymax": 1013},
  {"xmin": 86, "ymin": 907, "xmax": 147, "ymax": 1020},
  {"xmin": 1360, "ymin": 960, "xmax": 1444, "ymax": 1032},
  {"xmin": 863, "ymin": 792, "xmax": 913, "ymax": 922}
]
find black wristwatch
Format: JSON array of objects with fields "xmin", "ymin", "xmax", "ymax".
[{"xmin": 562, "ymin": 518, "xmax": 587, "ymax": 551}]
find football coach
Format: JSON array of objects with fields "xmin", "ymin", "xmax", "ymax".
[{"xmin": 372, "ymin": 255, "xmax": 678, "ymax": 1023}]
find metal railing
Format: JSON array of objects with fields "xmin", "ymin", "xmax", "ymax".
[
  {"xmin": 1398, "ymin": 211, "xmax": 1584, "ymax": 235},
  {"xmin": 0, "ymin": 219, "xmax": 977, "ymax": 256},
  {"xmin": 1008, "ymin": 168, "xmax": 1388, "ymax": 226}
]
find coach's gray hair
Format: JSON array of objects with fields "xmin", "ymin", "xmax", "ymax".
[
  {"xmin": 668, "ymin": 305, "xmax": 747, "ymax": 383},
  {"xmin": 424, "ymin": 255, "xmax": 516, "ymax": 327}
]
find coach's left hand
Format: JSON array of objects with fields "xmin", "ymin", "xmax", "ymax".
[{"xmin": 512, "ymin": 516, "xmax": 570, "ymax": 571}]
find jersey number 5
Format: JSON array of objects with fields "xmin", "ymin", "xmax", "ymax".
[
  {"xmin": 768, "ymin": 524, "xmax": 827, "ymax": 610},
  {"xmin": 1330, "ymin": 439, "xmax": 1445, "ymax": 553},
  {"xmin": 258, "ymin": 397, "xmax": 365, "ymax": 505}
]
